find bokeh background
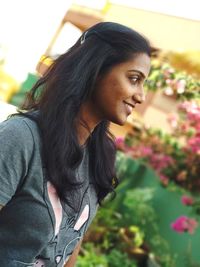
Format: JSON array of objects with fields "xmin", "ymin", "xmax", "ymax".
[{"xmin": 0, "ymin": 1, "xmax": 200, "ymax": 267}]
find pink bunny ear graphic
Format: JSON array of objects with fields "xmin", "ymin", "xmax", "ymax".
[
  {"xmin": 74, "ymin": 204, "xmax": 89, "ymax": 231},
  {"xmin": 47, "ymin": 182, "xmax": 63, "ymax": 236}
]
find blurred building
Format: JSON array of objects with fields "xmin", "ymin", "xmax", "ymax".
[{"xmin": 1, "ymin": 0, "xmax": 199, "ymax": 135}]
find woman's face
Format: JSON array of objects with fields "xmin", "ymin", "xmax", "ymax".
[{"xmin": 89, "ymin": 53, "xmax": 151, "ymax": 126}]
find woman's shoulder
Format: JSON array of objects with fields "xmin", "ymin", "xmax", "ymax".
[{"xmin": 0, "ymin": 114, "xmax": 40, "ymax": 145}]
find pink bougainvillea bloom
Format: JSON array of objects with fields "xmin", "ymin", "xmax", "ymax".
[
  {"xmin": 150, "ymin": 154, "xmax": 174, "ymax": 171},
  {"xmin": 178, "ymin": 101, "xmax": 190, "ymax": 111},
  {"xmin": 181, "ymin": 195, "xmax": 194, "ymax": 206},
  {"xmin": 196, "ymin": 123, "xmax": 200, "ymax": 132},
  {"xmin": 188, "ymin": 111, "xmax": 200, "ymax": 122},
  {"xmin": 163, "ymin": 68, "xmax": 174, "ymax": 79},
  {"xmin": 115, "ymin": 137, "xmax": 124, "ymax": 146},
  {"xmin": 166, "ymin": 78, "xmax": 172, "ymax": 85},
  {"xmin": 171, "ymin": 216, "xmax": 198, "ymax": 234},
  {"xmin": 167, "ymin": 113, "xmax": 178, "ymax": 128},
  {"xmin": 115, "ymin": 137, "xmax": 126, "ymax": 151},
  {"xmin": 171, "ymin": 216, "xmax": 188, "ymax": 233},
  {"xmin": 188, "ymin": 137, "xmax": 200, "ymax": 153},
  {"xmin": 140, "ymin": 146, "xmax": 153, "ymax": 156},
  {"xmin": 187, "ymin": 218, "xmax": 198, "ymax": 234},
  {"xmin": 178, "ymin": 101, "xmax": 199, "ymax": 116},
  {"xmin": 176, "ymin": 79, "xmax": 186, "ymax": 94}
]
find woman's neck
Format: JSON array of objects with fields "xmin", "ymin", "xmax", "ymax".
[{"xmin": 76, "ymin": 102, "xmax": 101, "ymax": 145}]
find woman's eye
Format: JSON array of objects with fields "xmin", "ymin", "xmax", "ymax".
[{"xmin": 129, "ymin": 76, "xmax": 139, "ymax": 84}]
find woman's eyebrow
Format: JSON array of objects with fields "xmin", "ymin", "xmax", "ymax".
[{"xmin": 127, "ymin": 70, "xmax": 146, "ymax": 79}]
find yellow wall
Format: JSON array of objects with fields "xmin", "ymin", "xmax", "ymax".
[{"xmin": 104, "ymin": 4, "xmax": 200, "ymax": 51}]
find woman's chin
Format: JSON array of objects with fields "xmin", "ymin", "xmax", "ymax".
[{"xmin": 112, "ymin": 116, "xmax": 127, "ymax": 126}]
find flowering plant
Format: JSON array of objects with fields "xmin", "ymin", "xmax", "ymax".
[
  {"xmin": 171, "ymin": 215, "xmax": 198, "ymax": 234},
  {"xmin": 146, "ymin": 61, "xmax": 200, "ymax": 100},
  {"xmin": 170, "ymin": 194, "xmax": 199, "ymax": 235},
  {"xmin": 116, "ymin": 100, "xmax": 200, "ymax": 193},
  {"xmin": 181, "ymin": 195, "xmax": 194, "ymax": 206}
]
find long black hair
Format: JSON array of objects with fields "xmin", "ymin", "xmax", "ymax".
[{"xmin": 20, "ymin": 22, "xmax": 152, "ymax": 210}]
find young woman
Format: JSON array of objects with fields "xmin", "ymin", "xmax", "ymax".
[{"xmin": 0, "ymin": 22, "xmax": 151, "ymax": 267}]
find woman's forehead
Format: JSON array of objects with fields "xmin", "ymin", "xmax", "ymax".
[{"xmin": 110, "ymin": 53, "xmax": 151, "ymax": 78}]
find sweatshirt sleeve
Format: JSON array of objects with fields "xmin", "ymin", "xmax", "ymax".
[{"xmin": 0, "ymin": 116, "xmax": 34, "ymax": 205}]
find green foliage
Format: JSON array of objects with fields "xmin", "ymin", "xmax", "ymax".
[
  {"xmin": 76, "ymin": 243, "xmax": 136, "ymax": 267},
  {"xmin": 183, "ymin": 243, "xmax": 200, "ymax": 267},
  {"xmin": 122, "ymin": 188, "xmax": 157, "ymax": 232},
  {"xmin": 79, "ymin": 157, "xmax": 177, "ymax": 267},
  {"xmin": 76, "ymin": 243, "xmax": 107, "ymax": 267},
  {"xmin": 120, "ymin": 187, "xmax": 176, "ymax": 267},
  {"xmin": 107, "ymin": 249, "xmax": 137, "ymax": 267}
]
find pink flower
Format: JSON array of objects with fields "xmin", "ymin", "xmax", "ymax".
[
  {"xmin": 140, "ymin": 146, "xmax": 153, "ymax": 156},
  {"xmin": 181, "ymin": 195, "xmax": 194, "ymax": 205},
  {"xmin": 178, "ymin": 101, "xmax": 198, "ymax": 113},
  {"xmin": 163, "ymin": 68, "xmax": 174, "ymax": 78},
  {"xmin": 171, "ymin": 216, "xmax": 188, "ymax": 233},
  {"xmin": 171, "ymin": 216, "xmax": 198, "ymax": 234},
  {"xmin": 166, "ymin": 78, "xmax": 172, "ymax": 85},
  {"xmin": 187, "ymin": 218, "xmax": 198, "ymax": 234},
  {"xmin": 176, "ymin": 79, "xmax": 186, "ymax": 94},
  {"xmin": 188, "ymin": 110, "xmax": 200, "ymax": 122},
  {"xmin": 187, "ymin": 137, "xmax": 200, "ymax": 153},
  {"xmin": 115, "ymin": 137, "xmax": 124, "ymax": 146},
  {"xmin": 150, "ymin": 154, "xmax": 174, "ymax": 171},
  {"xmin": 115, "ymin": 137, "xmax": 126, "ymax": 151},
  {"xmin": 195, "ymin": 123, "xmax": 200, "ymax": 132},
  {"xmin": 168, "ymin": 113, "xmax": 178, "ymax": 128}
]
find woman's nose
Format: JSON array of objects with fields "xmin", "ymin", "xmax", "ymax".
[{"xmin": 133, "ymin": 89, "xmax": 146, "ymax": 104}]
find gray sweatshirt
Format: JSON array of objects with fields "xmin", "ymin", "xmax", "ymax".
[{"xmin": 0, "ymin": 116, "xmax": 98, "ymax": 267}]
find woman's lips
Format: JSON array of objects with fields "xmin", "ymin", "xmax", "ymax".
[{"xmin": 124, "ymin": 101, "xmax": 135, "ymax": 115}]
